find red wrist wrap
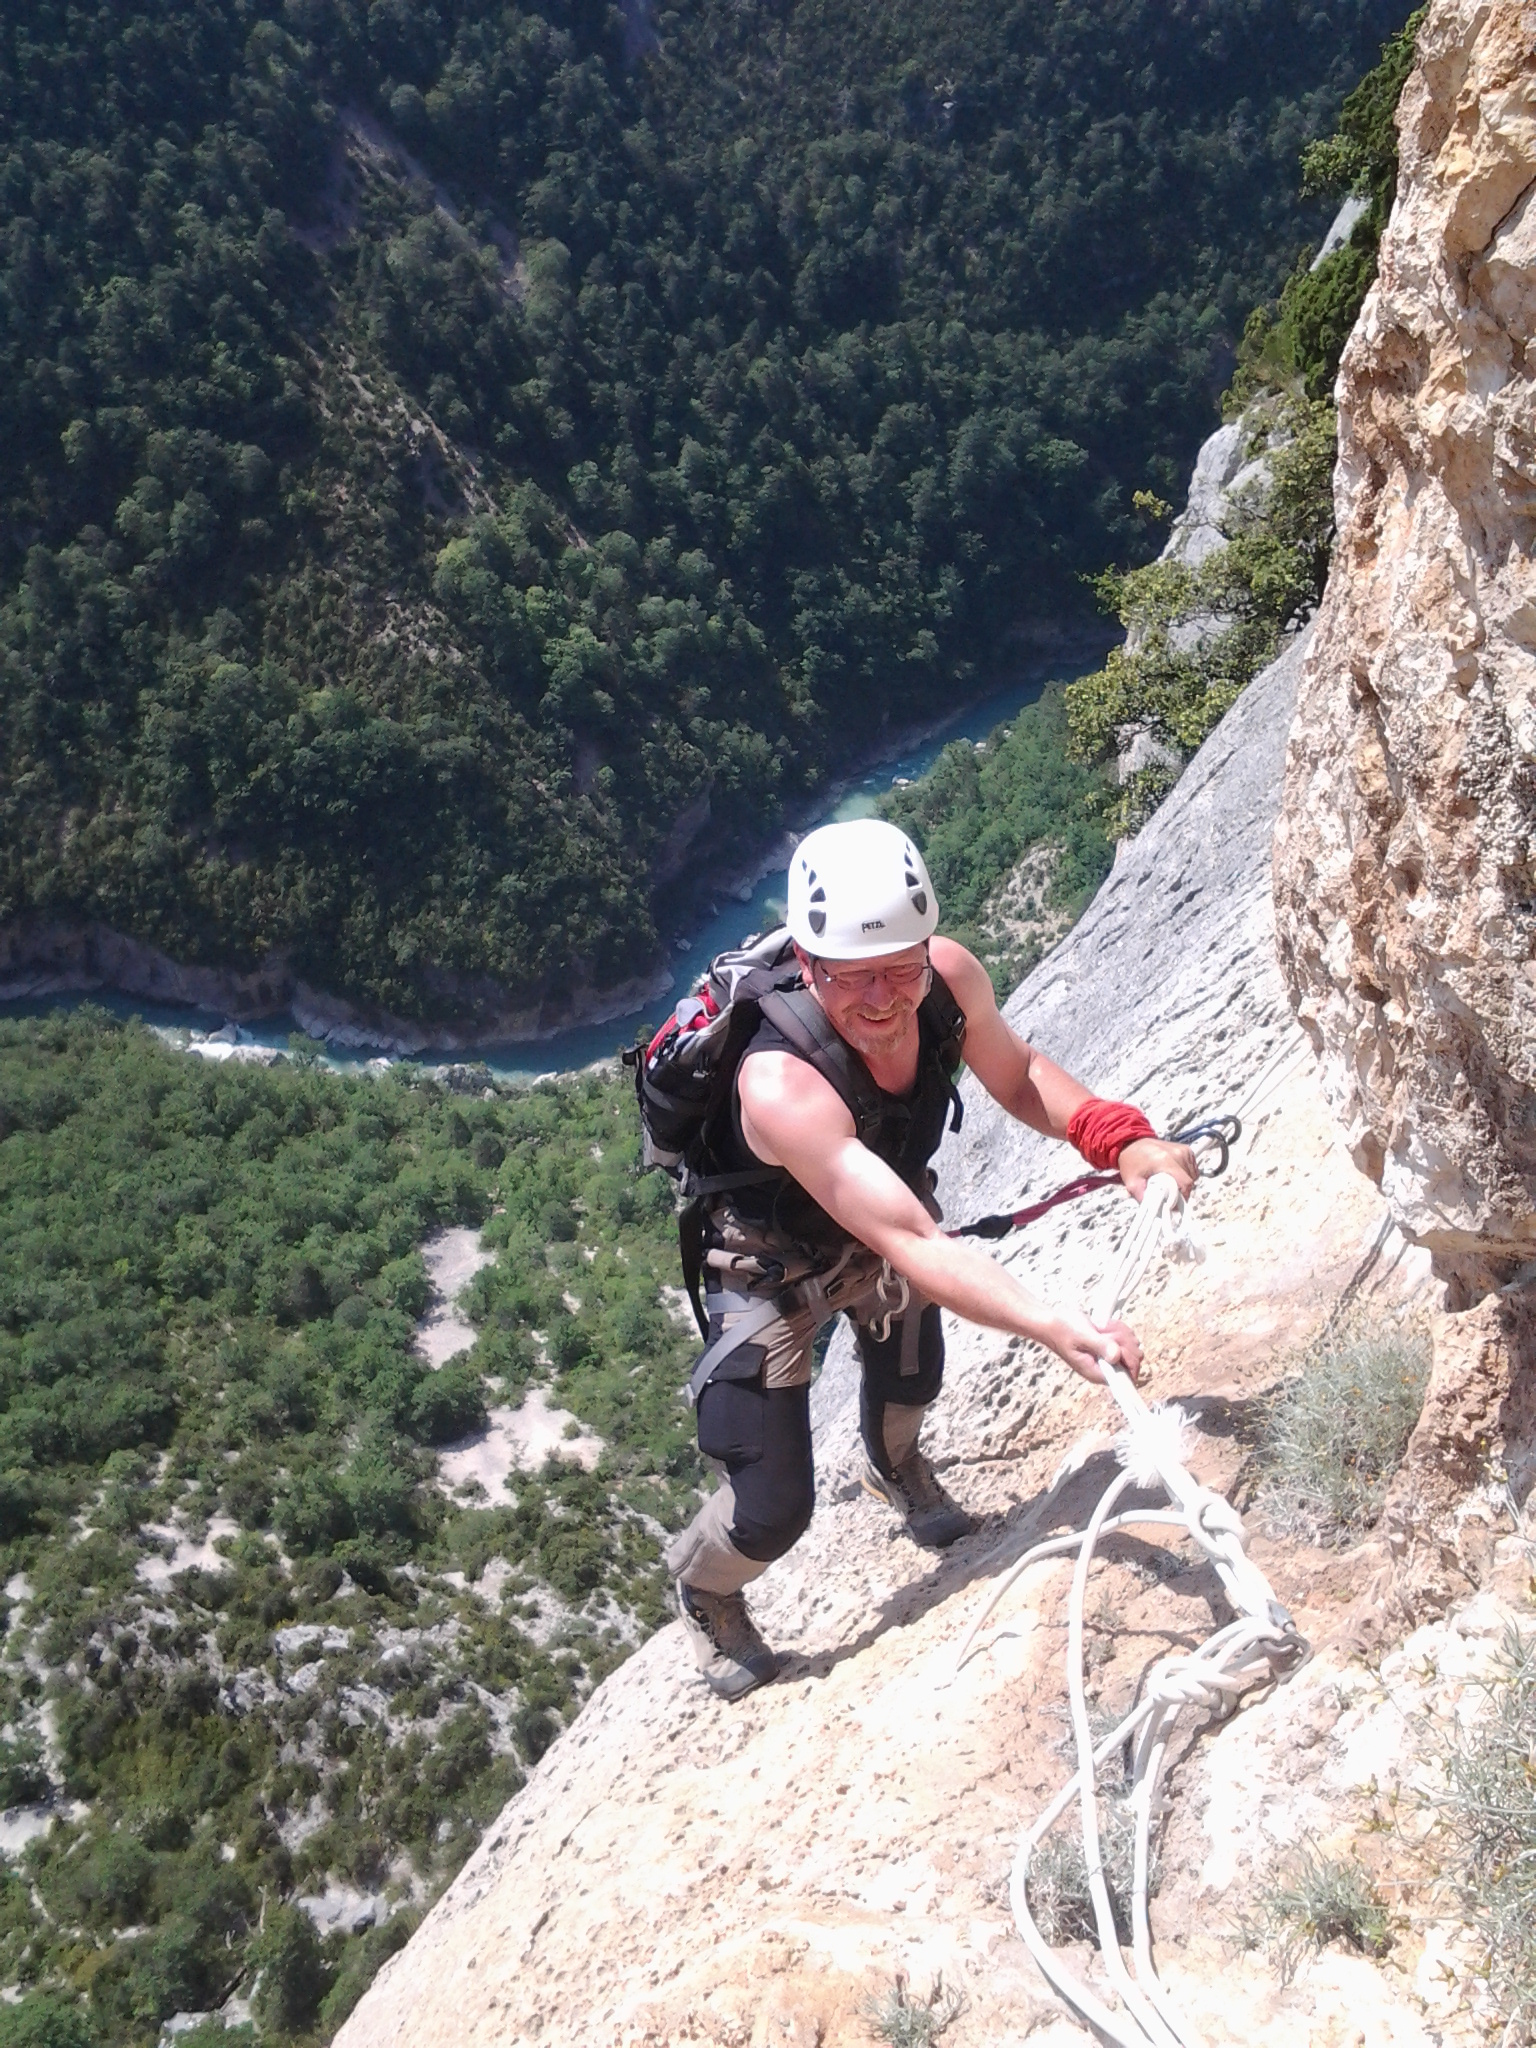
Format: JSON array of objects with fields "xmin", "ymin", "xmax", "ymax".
[{"xmin": 1067, "ymin": 1098, "xmax": 1156, "ymax": 1170}]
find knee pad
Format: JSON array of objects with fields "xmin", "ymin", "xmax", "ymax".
[
  {"xmin": 724, "ymin": 1381, "xmax": 815, "ymax": 1560},
  {"xmin": 730, "ymin": 1473, "xmax": 814, "ymax": 1561}
]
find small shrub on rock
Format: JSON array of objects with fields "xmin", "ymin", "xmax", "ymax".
[
  {"xmin": 1255, "ymin": 1316, "xmax": 1430, "ymax": 1542},
  {"xmin": 1430, "ymin": 1626, "xmax": 1536, "ymax": 2036},
  {"xmin": 1247, "ymin": 1842, "xmax": 1391, "ymax": 1978}
]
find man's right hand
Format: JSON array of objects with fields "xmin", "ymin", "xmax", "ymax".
[{"xmin": 1045, "ymin": 1311, "xmax": 1144, "ymax": 1386}]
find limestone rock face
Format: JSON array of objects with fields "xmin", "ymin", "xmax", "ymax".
[
  {"xmin": 1159, "ymin": 417, "xmax": 1257, "ymax": 571},
  {"xmin": 1273, "ymin": 0, "xmax": 1536, "ymax": 1290}
]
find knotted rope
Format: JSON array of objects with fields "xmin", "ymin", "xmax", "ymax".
[{"xmin": 948, "ymin": 1112, "xmax": 1309, "ymax": 2048}]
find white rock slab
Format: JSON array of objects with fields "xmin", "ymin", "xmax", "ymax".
[
  {"xmin": 137, "ymin": 1515, "xmax": 240, "ymax": 1587},
  {"xmin": 414, "ymin": 1227, "xmax": 495, "ymax": 1368},
  {"xmin": 437, "ymin": 1387, "xmax": 604, "ymax": 1497},
  {"xmin": 298, "ymin": 1883, "xmax": 386, "ymax": 1935},
  {"xmin": 0, "ymin": 1806, "xmax": 55, "ymax": 1856}
]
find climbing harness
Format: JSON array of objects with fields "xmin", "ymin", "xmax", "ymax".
[
  {"xmin": 626, "ymin": 924, "xmax": 965, "ymax": 1347},
  {"xmin": 948, "ymin": 1111, "xmax": 1310, "ymax": 2048}
]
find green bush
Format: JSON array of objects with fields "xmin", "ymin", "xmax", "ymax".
[
  {"xmin": 250, "ymin": 1904, "xmax": 332, "ymax": 2033},
  {"xmin": 1233, "ymin": 10, "xmax": 1425, "ymax": 404},
  {"xmin": 1027, "ymin": 1799, "xmax": 1146, "ymax": 1947},
  {"xmin": 1064, "ymin": 393, "xmax": 1339, "ymax": 834},
  {"xmin": 859, "ymin": 1975, "xmax": 964, "ymax": 2048},
  {"xmin": 0, "ymin": 1732, "xmax": 49, "ymax": 1807},
  {"xmin": 409, "ymin": 1360, "xmax": 487, "ymax": 1447},
  {"xmin": 1247, "ymin": 1843, "xmax": 1391, "ymax": 1974},
  {"xmin": 0, "ymin": 2000, "xmax": 94, "ymax": 2048},
  {"xmin": 318, "ymin": 1910, "xmax": 419, "ymax": 2032},
  {"xmin": 540, "ymin": 1202, "xmax": 578, "ymax": 1244}
]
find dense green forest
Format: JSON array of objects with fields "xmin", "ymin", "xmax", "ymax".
[
  {"xmin": 0, "ymin": 1012, "xmax": 697, "ymax": 2044},
  {"xmin": 1, "ymin": 0, "xmax": 1409, "ymax": 1026}
]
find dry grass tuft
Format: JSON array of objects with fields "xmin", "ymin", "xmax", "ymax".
[
  {"xmin": 1430, "ymin": 1626, "xmax": 1536, "ymax": 2041},
  {"xmin": 1254, "ymin": 1316, "xmax": 1430, "ymax": 1542}
]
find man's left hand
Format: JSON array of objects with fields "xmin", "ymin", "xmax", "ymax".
[{"xmin": 1118, "ymin": 1136, "xmax": 1198, "ymax": 1201}]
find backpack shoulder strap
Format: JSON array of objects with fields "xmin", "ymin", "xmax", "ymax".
[
  {"xmin": 920, "ymin": 967, "xmax": 967, "ymax": 1076},
  {"xmin": 756, "ymin": 987, "xmax": 884, "ymax": 1145}
]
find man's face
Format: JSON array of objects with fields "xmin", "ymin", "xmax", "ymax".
[{"xmin": 794, "ymin": 942, "xmax": 931, "ymax": 1061}]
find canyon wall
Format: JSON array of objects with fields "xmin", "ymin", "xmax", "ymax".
[
  {"xmin": 1273, "ymin": 0, "xmax": 1536, "ymax": 1298},
  {"xmin": 0, "ymin": 915, "xmax": 670, "ymax": 1054}
]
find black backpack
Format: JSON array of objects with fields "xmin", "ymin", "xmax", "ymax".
[{"xmin": 623, "ymin": 926, "xmax": 965, "ymax": 1336}]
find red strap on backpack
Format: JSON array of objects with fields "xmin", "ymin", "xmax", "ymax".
[{"xmin": 645, "ymin": 986, "xmax": 720, "ymax": 1062}]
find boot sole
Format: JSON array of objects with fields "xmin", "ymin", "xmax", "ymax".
[{"xmin": 861, "ymin": 1467, "xmax": 900, "ymax": 1509}]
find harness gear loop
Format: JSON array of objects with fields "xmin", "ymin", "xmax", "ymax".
[{"xmin": 865, "ymin": 1261, "xmax": 911, "ymax": 1344}]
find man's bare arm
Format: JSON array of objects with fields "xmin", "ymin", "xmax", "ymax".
[
  {"xmin": 737, "ymin": 1049, "xmax": 1140, "ymax": 1385},
  {"xmin": 929, "ymin": 937, "xmax": 1197, "ymax": 1198}
]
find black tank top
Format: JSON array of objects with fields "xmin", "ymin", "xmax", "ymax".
[{"xmin": 713, "ymin": 981, "xmax": 961, "ymax": 1258}]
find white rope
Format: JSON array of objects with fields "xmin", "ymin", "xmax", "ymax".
[{"xmin": 953, "ymin": 1153, "xmax": 1307, "ymax": 2046}]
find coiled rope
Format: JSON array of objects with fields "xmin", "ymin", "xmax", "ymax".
[{"xmin": 947, "ymin": 1087, "xmax": 1311, "ymax": 2048}]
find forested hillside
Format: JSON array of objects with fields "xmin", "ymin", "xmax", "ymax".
[
  {"xmin": 1, "ymin": 0, "xmax": 1408, "ymax": 1028},
  {"xmin": 0, "ymin": 1012, "xmax": 697, "ymax": 2044}
]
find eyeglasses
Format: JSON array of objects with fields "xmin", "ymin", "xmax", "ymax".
[{"xmin": 811, "ymin": 951, "xmax": 931, "ymax": 996}]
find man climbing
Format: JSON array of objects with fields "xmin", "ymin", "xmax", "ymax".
[{"xmin": 663, "ymin": 818, "xmax": 1197, "ymax": 1698}]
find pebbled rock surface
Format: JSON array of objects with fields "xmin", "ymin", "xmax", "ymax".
[
  {"xmin": 1273, "ymin": 0, "xmax": 1536, "ymax": 1291},
  {"xmin": 334, "ymin": 631, "xmax": 1494, "ymax": 2048}
]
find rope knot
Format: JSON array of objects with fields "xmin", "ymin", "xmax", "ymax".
[{"xmin": 1195, "ymin": 1492, "xmax": 1249, "ymax": 1549}]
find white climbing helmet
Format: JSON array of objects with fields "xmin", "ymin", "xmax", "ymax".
[{"xmin": 786, "ymin": 819, "xmax": 939, "ymax": 959}]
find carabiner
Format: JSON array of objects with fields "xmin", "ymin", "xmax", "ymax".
[{"xmin": 1169, "ymin": 1113, "xmax": 1241, "ymax": 1179}]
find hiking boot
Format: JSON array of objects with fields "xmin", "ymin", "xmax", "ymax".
[
  {"xmin": 862, "ymin": 1450, "xmax": 974, "ymax": 1549},
  {"xmin": 676, "ymin": 1582, "xmax": 781, "ymax": 1700}
]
